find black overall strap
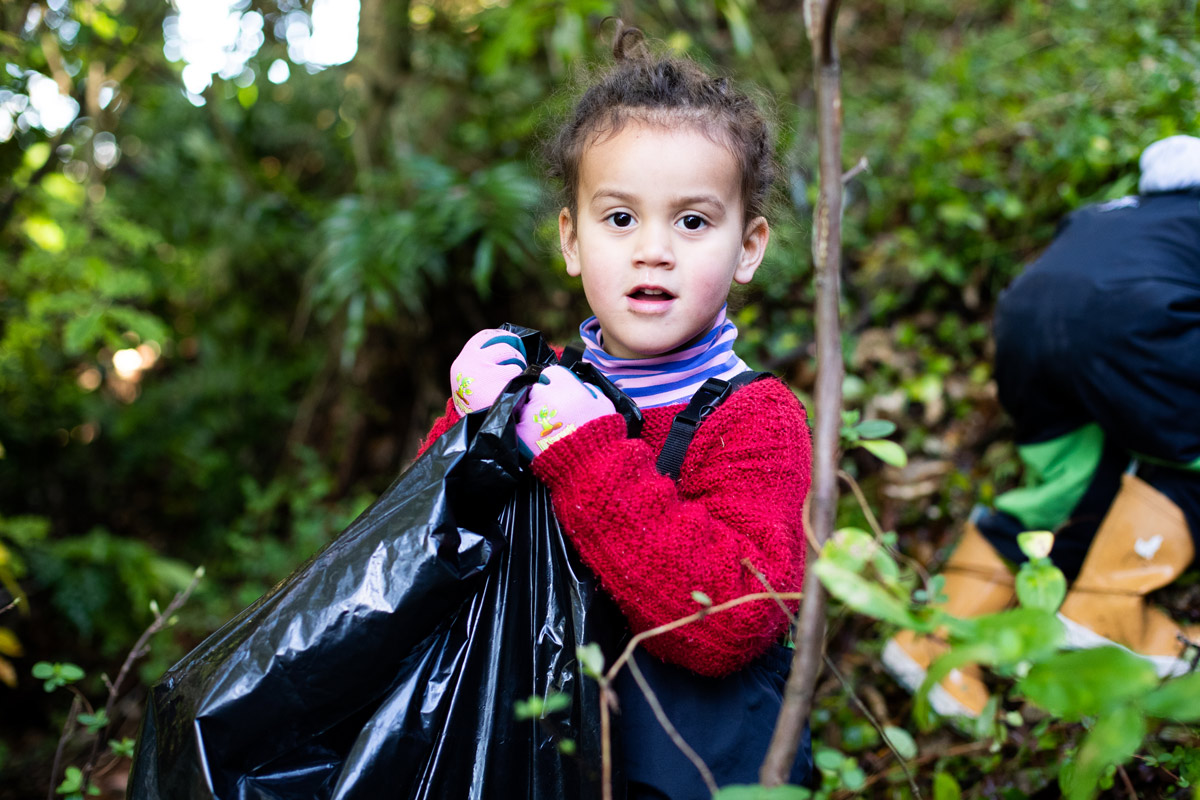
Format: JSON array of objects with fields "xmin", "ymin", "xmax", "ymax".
[{"xmin": 655, "ymin": 371, "xmax": 771, "ymax": 480}]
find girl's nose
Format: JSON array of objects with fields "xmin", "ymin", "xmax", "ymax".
[{"xmin": 633, "ymin": 223, "xmax": 675, "ymax": 269}]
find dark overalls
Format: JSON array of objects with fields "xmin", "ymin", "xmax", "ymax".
[{"xmin": 974, "ymin": 189, "xmax": 1200, "ymax": 580}]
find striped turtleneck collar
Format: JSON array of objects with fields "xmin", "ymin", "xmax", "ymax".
[{"xmin": 579, "ymin": 306, "xmax": 750, "ymax": 408}]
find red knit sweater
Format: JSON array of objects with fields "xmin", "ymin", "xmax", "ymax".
[{"xmin": 418, "ymin": 377, "xmax": 811, "ymax": 677}]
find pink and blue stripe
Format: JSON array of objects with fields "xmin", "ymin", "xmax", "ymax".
[{"xmin": 579, "ymin": 306, "xmax": 750, "ymax": 408}]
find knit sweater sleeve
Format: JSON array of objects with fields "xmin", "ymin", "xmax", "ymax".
[
  {"xmin": 415, "ymin": 398, "xmax": 462, "ymax": 458},
  {"xmin": 531, "ymin": 378, "xmax": 811, "ymax": 677}
]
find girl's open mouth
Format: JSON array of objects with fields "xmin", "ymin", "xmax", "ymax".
[{"xmin": 628, "ymin": 287, "xmax": 675, "ymax": 302}]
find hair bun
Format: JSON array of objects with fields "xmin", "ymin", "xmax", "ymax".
[{"xmin": 611, "ymin": 20, "xmax": 647, "ymax": 61}]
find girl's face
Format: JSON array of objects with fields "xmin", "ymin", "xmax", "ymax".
[{"xmin": 559, "ymin": 120, "xmax": 769, "ymax": 359}]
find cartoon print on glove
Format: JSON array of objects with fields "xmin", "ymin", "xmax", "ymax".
[
  {"xmin": 454, "ymin": 372, "xmax": 474, "ymax": 411},
  {"xmin": 535, "ymin": 405, "xmax": 563, "ymax": 438}
]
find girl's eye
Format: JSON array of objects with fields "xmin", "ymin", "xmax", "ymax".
[
  {"xmin": 608, "ymin": 212, "xmax": 634, "ymax": 228},
  {"xmin": 679, "ymin": 214, "xmax": 707, "ymax": 231}
]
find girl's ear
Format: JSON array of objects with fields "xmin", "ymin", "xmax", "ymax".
[
  {"xmin": 559, "ymin": 208, "xmax": 581, "ymax": 277},
  {"xmin": 733, "ymin": 216, "xmax": 769, "ymax": 284}
]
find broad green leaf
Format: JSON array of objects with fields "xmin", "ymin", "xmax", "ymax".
[
  {"xmin": 822, "ymin": 528, "xmax": 880, "ymax": 573},
  {"xmin": 933, "ymin": 771, "xmax": 962, "ymax": 800},
  {"xmin": 814, "ymin": 559, "xmax": 922, "ymax": 629},
  {"xmin": 1063, "ymin": 705, "xmax": 1146, "ymax": 800},
  {"xmin": 1014, "ymin": 560, "xmax": 1067, "ymax": 612},
  {"xmin": 1141, "ymin": 672, "xmax": 1200, "ymax": 722},
  {"xmin": 813, "ymin": 747, "xmax": 844, "ymax": 772},
  {"xmin": 59, "ymin": 663, "xmax": 85, "ymax": 682},
  {"xmin": 883, "ymin": 725, "xmax": 918, "ymax": 760},
  {"xmin": 940, "ymin": 607, "xmax": 1064, "ymax": 665},
  {"xmin": 1018, "ymin": 647, "xmax": 1158, "ymax": 720},
  {"xmin": 577, "ymin": 643, "xmax": 605, "ymax": 679},
  {"xmin": 854, "ymin": 419, "xmax": 896, "ymax": 439},
  {"xmin": 859, "ymin": 439, "xmax": 908, "ymax": 467}
]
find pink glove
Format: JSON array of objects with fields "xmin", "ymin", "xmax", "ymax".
[
  {"xmin": 450, "ymin": 329, "xmax": 528, "ymax": 415},
  {"xmin": 517, "ymin": 365, "xmax": 616, "ymax": 457}
]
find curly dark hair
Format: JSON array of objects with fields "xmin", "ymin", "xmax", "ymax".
[{"xmin": 545, "ymin": 23, "xmax": 778, "ymax": 227}]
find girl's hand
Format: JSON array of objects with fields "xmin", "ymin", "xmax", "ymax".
[
  {"xmin": 450, "ymin": 329, "xmax": 528, "ymax": 415},
  {"xmin": 517, "ymin": 366, "xmax": 616, "ymax": 457}
]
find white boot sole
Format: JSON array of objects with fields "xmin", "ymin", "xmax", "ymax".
[
  {"xmin": 881, "ymin": 639, "xmax": 982, "ymax": 720},
  {"xmin": 1057, "ymin": 613, "xmax": 1196, "ymax": 678}
]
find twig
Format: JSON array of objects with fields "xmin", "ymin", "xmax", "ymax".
[
  {"xmin": 603, "ymin": 592, "xmax": 805, "ymax": 682},
  {"xmin": 80, "ymin": 568, "xmax": 204, "ymax": 785},
  {"xmin": 625, "ymin": 652, "xmax": 719, "ymax": 796},
  {"xmin": 1117, "ymin": 765, "xmax": 1137, "ymax": 800},
  {"xmin": 601, "ymin": 680, "xmax": 613, "ymax": 800},
  {"xmin": 801, "ymin": 494, "xmax": 822, "ymax": 555},
  {"xmin": 0, "ymin": 597, "xmax": 19, "ymax": 617},
  {"xmin": 841, "ymin": 155, "xmax": 869, "ymax": 184},
  {"xmin": 761, "ymin": 0, "xmax": 845, "ymax": 784},
  {"xmin": 742, "ymin": 559, "xmax": 801, "ymax": 626},
  {"xmin": 596, "ymin": 589, "xmax": 803, "ymax": 800},
  {"xmin": 48, "ymin": 694, "xmax": 82, "ymax": 800},
  {"xmin": 837, "ymin": 469, "xmax": 932, "ymax": 586},
  {"xmin": 822, "ymin": 655, "xmax": 922, "ymax": 799},
  {"xmin": 841, "ymin": 740, "xmax": 993, "ymax": 795}
]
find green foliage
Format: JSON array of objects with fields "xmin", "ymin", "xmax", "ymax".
[
  {"xmin": 513, "ymin": 691, "xmax": 571, "ymax": 720},
  {"xmin": 577, "ymin": 642, "xmax": 605, "ymax": 679},
  {"xmin": 1014, "ymin": 533, "xmax": 1068, "ymax": 612},
  {"xmin": 815, "ymin": 528, "xmax": 923, "ymax": 630},
  {"xmin": 3, "ymin": 0, "xmax": 1197, "ymax": 794},
  {"xmin": 818, "ymin": 525, "xmax": 1200, "ymax": 797},
  {"xmin": 75, "ymin": 709, "xmax": 109, "ymax": 735},
  {"xmin": 27, "ymin": 527, "xmax": 195, "ymax": 649},
  {"xmin": 108, "ymin": 737, "xmax": 135, "ymax": 759},
  {"xmin": 31, "ymin": 661, "xmax": 85, "ymax": 693},
  {"xmin": 840, "ymin": 411, "xmax": 907, "ymax": 466},
  {"xmin": 55, "ymin": 766, "xmax": 98, "ymax": 799},
  {"xmin": 311, "ymin": 157, "xmax": 542, "ymax": 369},
  {"xmin": 932, "ymin": 771, "xmax": 961, "ymax": 800},
  {"xmin": 814, "ymin": 746, "xmax": 867, "ymax": 792}
]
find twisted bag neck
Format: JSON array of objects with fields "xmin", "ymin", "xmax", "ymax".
[{"xmin": 579, "ymin": 305, "xmax": 750, "ymax": 408}]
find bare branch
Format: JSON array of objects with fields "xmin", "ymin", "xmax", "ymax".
[
  {"xmin": 837, "ymin": 469, "xmax": 933, "ymax": 587},
  {"xmin": 594, "ymin": 588, "xmax": 803, "ymax": 799},
  {"xmin": 761, "ymin": 0, "xmax": 846, "ymax": 784},
  {"xmin": 603, "ymin": 591, "xmax": 804, "ymax": 683},
  {"xmin": 48, "ymin": 694, "xmax": 82, "ymax": 800},
  {"xmin": 81, "ymin": 567, "xmax": 204, "ymax": 784},
  {"xmin": 841, "ymin": 155, "xmax": 870, "ymax": 184},
  {"xmin": 822, "ymin": 655, "xmax": 921, "ymax": 798}
]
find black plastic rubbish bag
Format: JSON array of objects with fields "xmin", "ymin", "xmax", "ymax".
[{"xmin": 130, "ymin": 327, "xmax": 637, "ymax": 800}]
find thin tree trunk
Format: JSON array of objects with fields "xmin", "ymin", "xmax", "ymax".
[
  {"xmin": 759, "ymin": 0, "xmax": 844, "ymax": 785},
  {"xmin": 351, "ymin": 0, "xmax": 411, "ymax": 178}
]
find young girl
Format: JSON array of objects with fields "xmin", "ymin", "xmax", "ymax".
[{"xmin": 423, "ymin": 27, "xmax": 813, "ymax": 794}]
